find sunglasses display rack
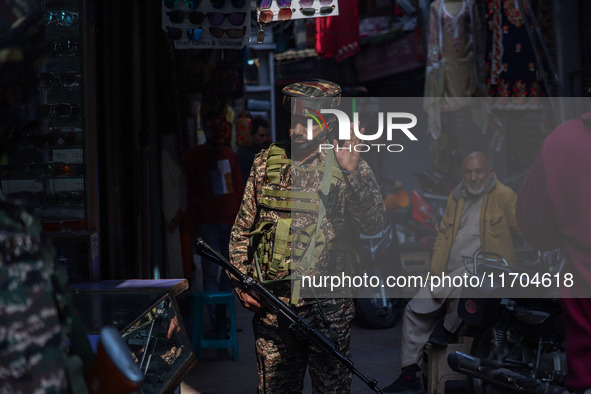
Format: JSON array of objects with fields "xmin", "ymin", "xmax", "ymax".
[
  {"xmin": 256, "ymin": 0, "xmax": 339, "ymax": 24},
  {"xmin": 39, "ymin": 1, "xmax": 86, "ymax": 234},
  {"xmin": 162, "ymin": 0, "xmax": 251, "ymax": 49},
  {"xmin": 0, "ymin": 0, "xmax": 99, "ymax": 281}
]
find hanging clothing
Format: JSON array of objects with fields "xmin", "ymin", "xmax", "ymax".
[
  {"xmin": 424, "ymin": 0, "xmax": 483, "ymax": 139},
  {"xmin": 315, "ymin": 0, "xmax": 360, "ymax": 62},
  {"xmin": 485, "ymin": 0, "xmax": 546, "ymax": 107}
]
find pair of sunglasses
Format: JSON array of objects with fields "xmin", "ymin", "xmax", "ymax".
[
  {"xmin": 165, "ymin": 0, "xmax": 245, "ymax": 8},
  {"xmin": 48, "ymin": 40, "xmax": 79, "ymax": 56},
  {"xmin": 258, "ymin": 0, "xmax": 291, "ymax": 8},
  {"xmin": 163, "ymin": 0, "xmax": 202, "ymax": 9},
  {"xmin": 0, "ymin": 162, "xmax": 82, "ymax": 179},
  {"xmin": 211, "ymin": 0, "xmax": 246, "ymax": 9},
  {"xmin": 45, "ymin": 162, "xmax": 84, "ymax": 178},
  {"xmin": 45, "ymin": 191, "xmax": 84, "ymax": 205},
  {"xmin": 45, "ymin": 11, "xmax": 79, "ymax": 27},
  {"xmin": 1, "ymin": 163, "xmax": 45, "ymax": 179},
  {"xmin": 38, "ymin": 103, "xmax": 81, "ymax": 118},
  {"xmin": 167, "ymin": 11, "xmax": 246, "ymax": 26},
  {"xmin": 209, "ymin": 25, "xmax": 247, "ymax": 38},
  {"xmin": 26, "ymin": 131, "xmax": 79, "ymax": 148},
  {"xmin": 300, "ymin": 4, "xmax": 335, "ymax": 16},
  {"xmin": 38, "ymin": 72, "xmax": 81, "ymax": 88},
  {"xmin": 166, "ymin": 27, "xmax": 203, "ymax": 41},
  {"xmin": 258, "ymin": 0, "xmax": 293, "ymax": 23},
  {"xmin": 166, "ymin": 10, "xmax": 204, "ymax": 24},
  {"xmin": 299, "ymin": 0, "xmax": 333, "ymax": 5},
  {"xmin": 6, "ymin": 191, "xmax": 45, "ymax": 207}
]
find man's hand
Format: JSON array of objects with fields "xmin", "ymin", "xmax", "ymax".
[
  {"xmin": 236, "ymin": 289, "xmax": 262, "ymax": 312},
  {"xmin": 333, "ymin": 122, "xmax": 364, "ymax": 172}
]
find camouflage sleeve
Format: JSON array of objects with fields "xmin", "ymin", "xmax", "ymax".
[
  {"xmin": 0, "ymin": 201, "xmax": 69, "ymax": 393},
  {"xmin": 343, "ymin": 159, "xmax": 387, "ymax": 236},
  {"xmin": 229, "ymin": 150, "xmax": 265, "ymax": 276}
]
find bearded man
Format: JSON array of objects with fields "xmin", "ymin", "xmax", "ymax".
[{"xmin": 384, "ymin": 151, "xmax": 521, "ymax": 393}]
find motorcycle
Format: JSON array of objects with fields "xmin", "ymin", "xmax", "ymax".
[
  {"xmin": 397, "ymin": 171, "xmax": 449, "ymax": 254},
  {"xmin": 448, "ymin": 250, "xmax": 567, "ymax": 394},
  {"xmin": 356, "ymin": 221, "xmax": 402, "ymax": 329},
  {"xmin": 356, "ymin": 189, "xmax": 411, "ymax": 330},
  {"xmin": 355, "ymin": 169, "xmax": 452, "ymax": 329}
]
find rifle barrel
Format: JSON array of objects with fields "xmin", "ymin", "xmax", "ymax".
[{"xmin": 195, "ymin": 238, "xmax": 383, "ymax": 394}]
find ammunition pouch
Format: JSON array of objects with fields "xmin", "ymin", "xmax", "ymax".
[{"xmin": 249, "ymin": 144, "xmax": 357, "ymax": 297}]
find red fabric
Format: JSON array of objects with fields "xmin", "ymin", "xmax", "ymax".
[
  {"xmin": 411, "ymin": 190, "xmax": 435, "ymax": 231},
  {"xmin": 560, "ymin": 298, "xmax": 591, "ymax": 389},
  {"xmin": 236, "ymin": 112, "xmax": 252, "ymax": 147},
  {"xmin": 315, "ymin": 1, "xmax": 360, "ymax": 62},
  {"xmin": 182, "ymin": 144, "xmax": 244, "ymax": 230},
  {"xmin": 516, "ymin": 113, "xmax": 591, "ymax": 389}
]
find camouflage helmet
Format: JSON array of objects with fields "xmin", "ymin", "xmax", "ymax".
[{"xmin": 281, "ymin": 79, "xmax": 342, "ymax": 117}]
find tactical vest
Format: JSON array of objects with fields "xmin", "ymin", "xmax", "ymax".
[{"xmin": 249, "ymin": 143, "xmax": 355, "ymax": 300}]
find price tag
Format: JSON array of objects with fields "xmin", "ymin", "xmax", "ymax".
[
  {"xmin": 1, "ymin": 179, "xmax": 44, "ymax": 193},
  {"xmin": 53, "ymin": 148, "xmax": 83, "ymax": 163},
  {"xmin": 50, "ymin": 178, "xmax": 84, "ymax": 192}
]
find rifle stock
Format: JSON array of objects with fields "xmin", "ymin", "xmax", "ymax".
[{"xmin": 195, "ymin": 238, "xmax": 383, "ymax": 394}]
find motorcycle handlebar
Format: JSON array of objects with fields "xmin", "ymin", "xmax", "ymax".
[{"xmin": 462, "ymin": 251, "xmax": 509, "ymax": 275}]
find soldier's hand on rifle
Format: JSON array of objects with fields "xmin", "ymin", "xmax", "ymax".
[
  {"xmin": 334, "ymin": 122, "xmax": 364, "ymax": 173},
  {"xmin": 236, "ymin": 289, "xmax": 262, "ymax": 312}
]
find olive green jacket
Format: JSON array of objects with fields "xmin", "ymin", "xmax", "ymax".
[{"xmin": 430, "ymin": 178, "xmax": 521, "ymax": 276}]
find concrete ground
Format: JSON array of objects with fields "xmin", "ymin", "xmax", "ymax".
[
  {"xmin": 179, "ymin": 256, "xmax": 468, "ymax": 393},
  {"xmin": 180, "ymin": 295, "xmax": 404, "ymax": 394}
]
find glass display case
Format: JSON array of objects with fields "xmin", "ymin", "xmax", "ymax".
[
  {"xmin": 0, "ymin": 0, "xmax": 100, "ymax": 281},
  {"xmin": 71, "ymin": 279, "xmax": 196, "ymax": 394}
]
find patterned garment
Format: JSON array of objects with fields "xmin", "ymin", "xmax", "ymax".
[
  {"xmin": 229, "ymin": 140, "xmax": 386, "ymax": 392},
  {"xmin": 423, "ymin": 0, "xmax": 483, "ymax": 138},
  {"xmin": 485, "ymin": 0, "xmax": 546, "ymax": 106},
  {"xmin": 0, "ymin": 193, "xmax": 69, "ymax": 394},
  {"xmin": 425, "ymin": 0, "xmax": 482, "ymax": 106}
]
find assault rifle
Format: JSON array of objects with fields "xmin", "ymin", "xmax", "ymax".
[{"xmin": 195, "ymin": 238, "xmax": 383, "ymax": 394}]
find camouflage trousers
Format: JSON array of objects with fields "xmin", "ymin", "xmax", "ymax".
[{"xmin": 252, "ymin": 298, "xmax": 355, "ymax": 394}]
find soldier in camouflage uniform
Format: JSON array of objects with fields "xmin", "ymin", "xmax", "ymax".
[
  {"xmin": 229, "ymin": 79, "xmax": 387, "ymax": 393},
  {"xmin": 0, "ymin": 2, "xmax": 72, "ymax": 392}
]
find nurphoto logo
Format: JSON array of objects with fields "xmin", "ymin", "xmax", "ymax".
[{"xmin": 305, "ymin": 108, "xmax": 419, "ymax": 153}]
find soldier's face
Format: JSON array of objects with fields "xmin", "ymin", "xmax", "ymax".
[{"xmin": 290, "ymin": 115, "xmax": 324, "ymax": 145}]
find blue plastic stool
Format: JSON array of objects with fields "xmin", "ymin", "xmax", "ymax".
[{"xmin": 188, "ymin": 291, "xmax": 239, "ymax": 361}]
